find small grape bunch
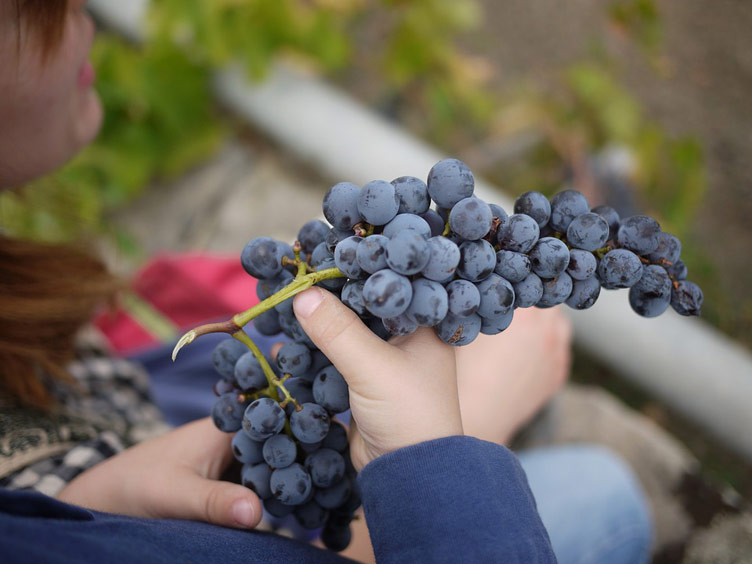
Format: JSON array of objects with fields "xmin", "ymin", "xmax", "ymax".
[
  {"xmin": 175, "ymin": 157, "xmax": 703, "ymax": 552},
  {"xmin": 210, "ymin": 338, "xmax": 357, "ymax": 552}
]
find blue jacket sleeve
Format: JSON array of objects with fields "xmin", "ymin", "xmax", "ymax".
[{"xmin": 357, "ymin": 436, "xmax": 556, "ymax": 564}]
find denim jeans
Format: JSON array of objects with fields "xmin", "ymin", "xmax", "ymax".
[{"xmin": 519, "ymin": 445, "xmax": 653, "ymax": 564}]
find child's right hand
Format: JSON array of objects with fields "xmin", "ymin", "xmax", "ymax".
[{"xmin": 293, "ymin": 287, "xmax": 463, "ymax": 471}]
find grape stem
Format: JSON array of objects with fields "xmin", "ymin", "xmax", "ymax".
[{"xmin": 171, "ymin": 266, "xmax": 345, "ymax": 361}]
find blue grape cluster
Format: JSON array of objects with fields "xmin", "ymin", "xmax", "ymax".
[
  {"xmin": 211, "ymin": 157, "xmax": 703, "ymax": 551},
  {"xmin": 210, "ymin": 338, "xmax": 357, "ymax": 552}
]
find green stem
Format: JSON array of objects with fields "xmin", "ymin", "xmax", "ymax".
[
  {"xmin": 232, "ymin": 330, "xmax": 280, "ymax": 401},
  {"xmin": 171, "ymin": 267, "xmax": 345, "ymax": 361}
]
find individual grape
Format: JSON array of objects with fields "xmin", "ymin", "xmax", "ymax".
[
  {"xmin": 357, "ymin": 180, "xmax": 400, "ymax": 226},
  {"xmin": 671, "ymin": 280, "xmax": 703, "ymax": 316},
  {"xmin": 254, "ymin": 309, "xmax": 282, "ymax": 336},
  {"xmin": 280, "ymin": 377, "xmax": 314, "ymax": 416},
  {"xmin": 307, "ymin": 350, "xmax": 332, "ymax": 377},
  {"xmin": 325, "ymin": 227, "xmax": 354, "ymax": 254},
  {"xmin": 241, "ymin": 237, "xmax": 292, "ymax": 280},
  {"xmin": 628, "ymin": 265, "xmax": 672, "ymax": 318},
  {"xmin": 566, "ymin": 249, "xmax": 597, "ymax": 281},
  {"xmin": 299, "ymin": 441, "xmax": 323, "ymax": 454},
  {"xmin": 446, "ymin": 280, "xmax": 481, "ymax": 317},
  {"xmin": 480, "ymin": 308, "xmax": 514, "ymax": 335},
  {"xmin": 322, "ymin": 420, "xmax": 349, "ymax": 453},
  {"xmin": 305, "ymin": 448, "xmax": 346, "ymax": 488},
  {"xmin": 597, "ymin": 249, "xmax": 643, "ymax": 288},
  {"xmin": 591, "ymin": 205, "xmax": 620, "ymax": 241},
  {"xmin": 617, "ymin": 215, "xmax": 661, "ymax": 255},
  {"xmin": 367, "ymin": 316, "xmax": 392, "ymax": 341},
  {"xmin": 392, "ymin": 176, "xmax": 430, "ymax": 214},
  {"xmin": 405, "ymin": 278, "xmax": 448, "ymax": 326},
  {"xmin": 323, "ymin": 182, "xmax": 362, "ymax": 231},
  {"xmin": 566, "ymin": 212, "xmax": 610, "ymax": 251},
  {"xmin": 513, "ymin": 273, "xmax": 544, "ymax": 308},
  {"xmin": 270, "ymin": 463, "xmax": 312, "ymax": 506},
  {"xmin": 355, "ymin": 234, "xmax": 389, "ymax": 274},
  {"xmin": 294, "ymin": 501, "xmax": 329, "ymax": 529},
  {"xmin": 528, "ymin": 237, "xmax": 570, "ymax": 279},
  {"xmin": 497, "ymin": 214, "xmax": 540, "ymax": 253},
  {"xmin": 362, "ymin": 269, "xmax": 413, "ymax": 317},
  {"xmin": 264, "ymin": 497, "xmax": 295, "ymax": 519},
  {"xmin": 298, "ymin": 220, "xmax": 331, "ymax": 254},
  {"xmin": 213, "ymin": 378, "xmax": 236, "ymax": 397},
  {"xmin": 385, "ymin": 230, "xmax": 431, "ymax": 275},
  {"xmin": 549, "ymin": 190, "xmax": 590, "ymax": 232},
  {"xmin": 321, "ymin": 522, "xmax": 352, "ymax": 552},
  {"xmin": 234, "ymin": 352, "xmax": 267, "ymax": 391},
  {"xmin": 315, "ymin": 476, "xmax": 352, "ymax": 509},
  {"xmin": 279, "ymin": 315, "xmax": 316, "ymax": 349},
  {"xmin": 494, "ymin": 250, "xmax": 531, "ymax": 283},
  {"xmin": 514, "ymin": 191, "xmax": 551, "ymax": 229},
  {"xmin": 242, "ymin": 462, "xmax": 273, "ymax": 499},
  {"xmin": 427, "ymin": 158, "xmax": 475, "ymax": 208},
  {"xmin": 382, "ymin": 313, "xmax": 419, "ymax": 336},
  {"xmin": 537, "ymin": 273, "xmax": 573, "ymax": 307},
  {"xmin": 334, "ymin": 236, "xmax": 365, "ymax": 279},
  {"xmin": 448, "ymin": 197, "xmax": 493, "ymax": 240},
  {"xmin": 212, "ymin": 338, "xmax": 248, "ymax": 379},
  {"xmin": 313, "ymin": 366, "xmax": 350, "ymax": 414},
  {"xmin": 436, "ymin": 312, "xmax": 482, "ymax": 346},
  {"xmin": 647, "ymin": 232, "xmax": 682, "ymax": 264},
  {"xmin": 273, "ymin": 277, "xmax": 295, "ymax": 319},
  {"xmin": 310, "ymin": 241, "xmax": 333, "ymax": 267},
  {"xmin": 277, "ymin": 342, "xmax": 312, "ymax": 377},
  {"xmin": 457, "ymin": 239, "xmax": 496, "ymax": 282},
  {"xmin": 340, "ymin": 280, "xmax": 368, "ymax": 316},
  {"xmin": 263, "ymin": 434, "xmax": 298, "ymax": 469},
  {"xmin": 422, "ymin": 236, "xmax": 460, "ymax": 281},
  {"xmin": 242, "ymin": 397, "xmax": 286, "ymax": 441},
  {"xmin": 232, "ymin": 431, "xmax": 265, "ymax": 465},
  {"xmin": 666, "ymin": 258, "xmax": 687, "ymax": 281},
  {"xmin": 315, "ymin": 257, "xmax": 347, "ymax": 291},
  {"xmin": 421, "ymin": 209, "xmax": 446, "ymax": 237},
  {"xmin": 489, "ymin": 203, "xmax": 508, "ymax": 224},
  {"xmin": 212, "ymin": 392, "xmax": 248, "ymax": 432},
  {"xmin": 476, "ymin": 274, "xmax": 515, "ymax": 319},
  {"xmin": 565, "ymin": 276, "xmax": 601, "ymax": 310},
  {"xmin": 382, "ymin": 213, "xmax": 431, "ymax": 239},
  {"xmin": 338, "ymin": 483, "xmax": 362, "ymax": 514},
  {"xmin": 256, "ymin": 271, "xmax": 292, "ymax": 301},
  {"xmin": 290, "ymin": 403, "xmax": 331, "ymax": 443}
]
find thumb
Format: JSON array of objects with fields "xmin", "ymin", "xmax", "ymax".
[
  {"xmin": 152, "ymin": 470, "xmax": 263, "ymax": 529},
  {"xmin": 293, "ymin": 287, "xmax": 393, "ymax": 382}
]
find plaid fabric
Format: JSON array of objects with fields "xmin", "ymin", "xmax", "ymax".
[{"xmin": 0, "ymin": 327, "xmax": 170, "ymax": 495}]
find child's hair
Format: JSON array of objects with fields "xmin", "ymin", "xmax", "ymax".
[
  {"xmin": 2, "ymin": 1, "xmax": 121, "ymax": 409},
  {"xmin": 0, "ymin": 236, "xmax": 121, "ymax": 409}
]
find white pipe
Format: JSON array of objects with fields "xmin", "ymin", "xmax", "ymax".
[{"xmin": 88, "ymin": 0, "xmax": 752, "ymax": 462}]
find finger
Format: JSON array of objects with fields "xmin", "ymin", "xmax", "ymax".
[
  {"xmin": 152, "ymin": 470, "xmax": 263, "ymax": 529},
  {"xmin": 293, "ymin": 287, "xmax": 394, "ymax": 383},
  {"xmin": 172, "ymin": 418, "xmax": 235, "ymax": 479}
]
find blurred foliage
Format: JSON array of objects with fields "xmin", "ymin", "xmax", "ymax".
[
  {"xmin": 1, "ymin": 34, "xmax": 224, "ymax": 243},
  {"xmin": 2, "ymin": 0, "xmax": 492, "ymax": 244}
]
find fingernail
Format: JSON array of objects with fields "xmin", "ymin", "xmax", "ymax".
[
  {"xmin": 232, "ymin": 499, "xmax": 255, "ymax": 528},
  {"xmin": 294, "ymin": 288, "xmax": 324, "ymax": 319}
]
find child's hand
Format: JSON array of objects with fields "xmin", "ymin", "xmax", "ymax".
[
  {"xmin": 455, "ymin": 307, "xmax": 572, "ymax": 445},
  {"xmin": 57, "ymin": 418, "xmax": 262, "ymax": 529},
  {"xmin": 293, "ymin": 287, "xmax": 463, "ymax": 471}
]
